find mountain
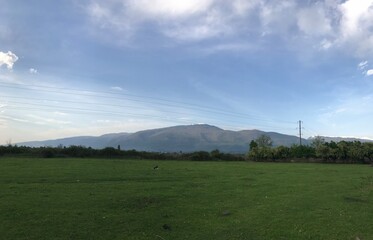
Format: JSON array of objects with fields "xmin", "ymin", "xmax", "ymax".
[
  {"xmin": 20, "ymin": 133, "xmax": 131, "ymax": 149},
  {"xmin": 18, "ymin": 124, "xmax": 306, "ymax": 153}
]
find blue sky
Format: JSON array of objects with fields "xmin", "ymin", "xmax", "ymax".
[{"xmin": 1, "ymin": 0, "xmax": 373, "ymax": 143}]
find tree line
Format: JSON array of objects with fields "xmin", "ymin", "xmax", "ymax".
[
  {"xmin": 248, "ymin": 135, "xmax": 373, "ymax": 164},
  {"xmin": 1, "ymin": 135, "xmax": 373, "ymax": 164},
  {"xmin": 0, "ymin": 144, "xmax": 245, "ymax": 161}
]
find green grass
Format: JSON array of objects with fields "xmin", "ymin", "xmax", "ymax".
[{"xmin": 0, "ymin": 158, "xmax": 372, "ymax": 240}]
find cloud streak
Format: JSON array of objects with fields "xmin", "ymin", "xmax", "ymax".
[
  {"xmin": 110, "ymin": 86, "xmax": 123, "ymax": 91},
  {"xmin": 358, "ymin": 60, "xmax": 368, "ymax": 69}
]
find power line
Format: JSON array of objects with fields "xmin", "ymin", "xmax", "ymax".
[
  {"xmin": 0, "ymin": 81, "xmax": 295, "ymax": 125},
  {"xmin": 303, "ymin": 126, "xmax": 320, "ymax": 137},
  {"xmin": 1, "ymin": 98, "xmax": 293, "ymax": 131},
  {"xmin": 0, "ymin": 82, "xmax": 249, "ymax": 117},
  {"xmin": 0, "ymin": 81, "xmax": 304, "ymax": 136},
  {"xmin": 2, "ymin": 103, "xmax": 296, "ymax": 133}
]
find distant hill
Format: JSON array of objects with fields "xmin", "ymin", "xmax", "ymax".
[
  {"xmin": 18, "ymin": 124, "xmax": 305, "ymax": 153},
  {"xmin": 20, "ymin": 133, "xmax": 131, "ymax": 149},
  {"xmin": 308, "ymin": 136, "xmax": 373, "ymax": 143}
]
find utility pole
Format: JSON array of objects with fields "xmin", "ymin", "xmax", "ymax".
[{"xmin": 298, "ymin": 120, "xmax": 302, "ymax": 145}]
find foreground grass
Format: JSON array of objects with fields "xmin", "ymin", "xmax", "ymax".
[{"xmin": 0, "ymin": 158, "xmax": 372, "ymax": 240}]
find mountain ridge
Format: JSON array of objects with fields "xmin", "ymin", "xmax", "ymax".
[
  {"xmin": 17, "ymin": 124, "xmax": 372, "ymax": 153},
  {"xmin": 17, "ymin": 124, "xmax": 303, "ymax": 153}
]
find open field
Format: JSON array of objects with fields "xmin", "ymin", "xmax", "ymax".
[{"xmin": 0, "ymin": 158, "xmax": 372, "ymax": 240}]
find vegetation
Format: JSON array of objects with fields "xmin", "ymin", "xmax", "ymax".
[
  {"xmin": 248, "ymin": 135, "xmax": 373, "ymax": 164},
  {"xmin": 0, "ymin": 158, "xmax": 372, "ymax": 239},
  {"xmin": 0, "ymin": 144, "xmax": 244, "ymax": 161},
  {"xmin": 1, "ymin": 135, "xmax": 373, "ymax": 164}
]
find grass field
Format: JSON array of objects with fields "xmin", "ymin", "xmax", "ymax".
[{"xmin": 0, "ymin": 158, "xmax": 372, "ymax": 240}]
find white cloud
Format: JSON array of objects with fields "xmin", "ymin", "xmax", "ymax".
[
  {"xmin": 127, "ymin": 0, "xmax": 214, "ymax": 18},
  {"xmin": 0, "ymin": 51, "xmax": 18, "ymax": 70},
  {"xmin": 339, "ymin": 0, "xmax": 373, "ymax": 38},
  {"xmin": 27, "ymin": 114, "xmax": 72, "ymax": 125},
  {"xmin": 29, "ymin": 68, "xmax": 38, "ymax": 74},
  {"xmin": 358, "ymin": 60, "xmax": 368, "ymax": 69},
  {"xmin": 84, "ymin": 0, "xmax": 373, "ymax": 56},
  {"xmin": 88, "ymin": 2, "xmax": 110, "ymax": 20},
  {"xmin": 85, "ymin": 0, "xmax": 290, "ymax": 42},
  {"xmin": 110, "ymin": 86, "xmax": 123, "ymax": 91},
  {"xmin": 87, "ymin": 0, "xmax": 229, "ymax": 42},
  {"xmin": 367, "ymin": 69, "xmax": 373, "ymax": 76},
  {"xmin": 320, "ymin": 39, "xmax": 333, "ymax": 50},
  {"xmin": 86, "ymin": 2, "xmax": 134, "ymax": 38},
  {"xmin": 232, "ymin": 0, "xmax": 260, "ymax": 16},
  {"xmin": 53, "ymin": 111, "xmax": 68, "ymax": 116},
  {"xmin": 1, "ymin": 115, "xmax": 30, "ymax": 123},
  {"xmin": 338, "ymin": 0, "xmax": 373, "ymax": 56},
  {"xmin": 163, "ymin": 9, "xmax": 231, "ymax": 41}
]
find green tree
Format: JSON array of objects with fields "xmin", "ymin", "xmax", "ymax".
[
  {"xmin": 256, "ymin": 134, "xmax": 273, "ymax": 148},
  {"xmin": 311, "ymin": 136, "xmax": 325, "ymax": 148},
  {"xmin": 247, "ymin": 135, "xmax": 273, "ymax": 161},
  {"xmin": 336, "ymin": 141, "xmax": 349, "ymax": 161},
  {"xmin": 249, "ymin": 140, "xmax": 258, "ymax": 151},
  {"xmin": 290, "ymin": 145, "xmax": 315, "ymax": 159},
  {"xmin": 210, "ymin": 149, "xmax": 221, "ymax": 160},
  {"xmin": 273, "ymin": 146, "xmax": 290, "ymax": 160}
]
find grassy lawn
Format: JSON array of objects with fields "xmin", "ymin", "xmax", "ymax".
[{"xmin": 0, "ymin": 158, "xmax": 372, "ymax": 240}]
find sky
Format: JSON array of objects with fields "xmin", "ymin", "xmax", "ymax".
[{"xmin": 1, "ymin": 0, "xmax": 373, "ymax": 144}]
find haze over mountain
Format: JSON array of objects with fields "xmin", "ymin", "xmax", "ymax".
[{"xmin": 19, "ymin": 124, "xmax": 306, "ymax": 153}]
